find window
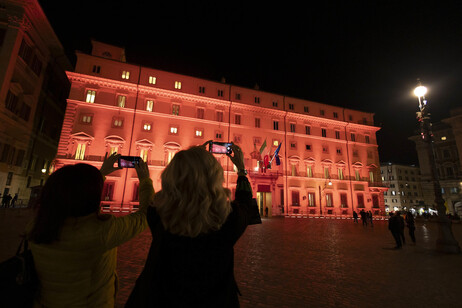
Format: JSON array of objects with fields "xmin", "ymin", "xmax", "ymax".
[
  {"xmin": 254, "ymin": 97, "xmax": 260, "ymax": 104},
  {"xmin": 355, "ymin": 170, "xmax": 360, "ymax": 181},
  {"xmin": 290, "ymin": 142, "xmax": 297, "ymax": 149},
  {"xmin": 305, "ymin": 144, "xmax": 312, "ymax": 151},
  {"xmin": 174, "ymin": 81, "xmax": 182, "ymax": 89},
  {"xmin": 197, "ymin": 108, "xmax": 205, "ymax": 119},
  {"xmin": 117, "ymin": 95, "xmax": 126, "ymax": 107},
  {"xmin": 336, "ymin": 148, "xmax": 342, "ymax": 155},
  {"xmin": 122, "ymin": 71, "xmax": 130, "ymax": 80},
  {"xmin": 235, "ymin": 93, "xmax": 241, "ymax": 100},
  {"xmin": 333, "ymin": 112, "xmax": 338, "ymax": 118},
  {"xmin": 216, "ymin": 111, "xmax": 224, "ymax": 122},
  {"xmin": 321, "ymin": 129, "xmax": 327, "ymax": 137},
  {"xmin": 217, "ymin": 89, "xmax": 224, "ymax": 97},
  {"xmin": 92, "ymin": 65, "xmax": 101, "ymax": 74},
  {"xmin": 291, "ymin": 164, "xmax": 298, "ymax": 176},
  {"xmin": 324, "ymin": 167, "xmax": 330, "ymax": 179},
  {"xmin": 326, "ymin": 193, "xmax": 333, "ymax": 207},
  {"xmin": 357, "ymin": 194, "xmax": 365, "ymax": 207},
  {"xmin": 351, "ymin": 133, "xmax": 356, "ymax": 142},
  {"xmin": 140, "ymin": 149, "xmax": 149, "ymax": 162},
  {"xmin": 322, "ymin": 146, "xmax": 329, "ymax": 153},
  {"xmin": 199, "ymin": 86, "xmax": 205, "ymax": 93},
  {"xmin": 195, "ymin": 129, "xmax": 204, "ymax": 137},
  {"xmin": 5, "ymin": 90, "xmax": 18, "ymax": 113},
  {"xmin": 15, "ymin": 149, "xmax": 25, "ymax": 167},
  {"xmin": 143, "ymin": 123, "xmax": 152, "ymax": 131},
  {"xmin": 353, "ymin": 150, "xmax": 358, "ymax": 156},
  {"xmin": 338, "ymin": 168, "xmax": 344, "ymax": 180},
  {"xmin": 306, "ymin": 165, "xmax": 313, "ymax": 177},
  {"xmin": 305, "ymin": 126, "xmax": 311, "ymax": 135},
  {"xmin": 215, "ymin": 131, "xmax": 223, "ymax": 139},
  {"xmin": 291, "ymin": 191, "xmax": 300, "ymax": 206},
  {"xmin": 349, "ymin": 115, "xmax": 353, "ymax": 121},
  {"xmin": 148, "ymin": 76, "xmax": 156, "ymax": 84},
  {"xmin": 273, "ymin": 101, "xmax": 278, "ymax": 107},
  {"xmin": 320, "ymin": 109, "xmax": 325, "ymax": 116},
  {"xmin": 340, "ymin": 193, "xmax": 348, "ymax": 207},
  {"xmin": 288, "ymin": 103, "xmax": 294, "ymax": 110},
  {"xmin": 335, "ymin": 131, "xmax": 340, "ymax": 139},
  {"xmin": 290, "ymin": 123, "xmax": 296, "ymax": 133},
  {"xmin": 6, "ymin": 172, "xmax": 13, "ymax": 186},
  {"xmin": 255, "ymin": 118, "xmax": 260, "ymax": 128},
  {"xmin": 365, "ymin": 135, "xmax": 370, "ymax": 144},
  {"xmin": 85, "ymin": 90, "xmax": 96, "ymax": 103},
  {"xmin": 308, "ymin": 193, "xmax": 316, "ymax": 206},
  {"xmin": 369, "ymin": 171, "xmax": 374, "ymax": 182},
  {"xmin": 304, "ymin": 106, "xmax": 309, "ymax": 113},
  {"xmin": 234, "ymin": 135, "xmax": 242, "ymax": 143},
  {"xmin": 169, "ymin": 126, "xmax": 178, "ymax": 135},
  {"xmin": 273, "ymin": 140, "xmax": 279, "ymax": 147},
  {"xmin": 172, "ymin": 104, "xmax": 180, "ymax": 115},
  {"xmin": 75, "ymin": 143, "xmax": 86, "ymax": 160},
  {"xmin": 273, "ymin": 121, "xmax": 279, "ymax": 130},
  {"xmin": 146, "ymin": 100, "xmax": 154, "ymax": 112},
  {"xmin": 112, "ymin": 117, "xmax": 123, "ymax": 127},
  {"xmin": 109, "ymin": 146, "xmax": 118, "ymax": 155},
  {"xmin": 235, "ymin": 114, "xmax": 241, "ymax": 125},
  {"xmin": 80, "ymin": 114, "xmax": 93, "ymax": 124}
]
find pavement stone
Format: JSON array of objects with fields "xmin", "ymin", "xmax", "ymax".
[{"xmin": 1, "ymin": 208, "xmax": 462, "ymax": 308}]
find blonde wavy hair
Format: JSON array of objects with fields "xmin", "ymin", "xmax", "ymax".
[{"xmin": 153, "ymin": 146, "xmax": 232, "ymax": 237}]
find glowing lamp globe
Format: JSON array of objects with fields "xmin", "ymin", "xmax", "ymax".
[{"xmin": 414, "ymin": 85, "xmax": 427, "ymax": 97}]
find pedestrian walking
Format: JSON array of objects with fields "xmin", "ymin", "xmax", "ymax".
[
  {"xmin": 396, "ymin": 211, "xmax": 406, "ymax": 245},
  {"xmin": 265, "ymin": 206, "xmax": 269, "ymax": 217},
  {"xmin": 5, "ymin": 194, "xmax": 11, "ymax": 208},
  {"xmin": 353, "ymin": 210, "xmax": 358, "ymax": 223},
  {"xmin": 11, "ymin": 193, "xmax": 18, "ymax": 207},
  {"xmin": 360, "ymin": 209, "xmax": 367, "ymax": 226},
  {"xmin": 388, "ymin": 212, "xmax": 402, "ymax": 249},
  {"xmin": 0, "ymin": 193, "xmax": 5, "ymax": 207},
  {"xmin": 368, "ymin": 210, "xmax": 374, "ymax": 227},
  {"xmin": 405, "ymin": 211, "xmax": 416, "ymax": 244}
]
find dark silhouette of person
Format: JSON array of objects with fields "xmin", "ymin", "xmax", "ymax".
[
  {"xmin": 1, "ymin": 193, "xmax": 6, "ymax": 207},
  {"xmin": 395, "ymin": 211, "xmax": 406, "ymax": 245},
  {"xmin": 126, "ymin": 144, "xmax": 260, "ymax": 308},
  {"xmin": 368, "ymin": 210, "xmax": 374, "ymax": 227},
  {"xmin": 26, "ymin": 153, "xmax": 154, "ymax": 307},
  {"xmin": 405, "ymin": 211, "xmax": 416, "ymax": 244},
  {"xmin": 5, "ymin": 194, "xmax": 11, "ymax": 208},
  {"xmin": 360, "ymin": 209, "xmax": 367, "ymax": 226},
  {"xmin": 388, "ymin": 212, "xmax": 402, "ymax": 249},
  {"xmin": 353, "ymin": 211, "xmax": 358, "ymax": 223},
  {"xmin": 265, "ymin": 206, "xmax": 269, "ymax": 217},
  {"xmin": 11, "ymin": 193, "xmax": 18, "ymax": 207}
]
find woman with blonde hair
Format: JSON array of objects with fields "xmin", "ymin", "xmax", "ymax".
[{"xmin": 126, "ymin": 143, "xmax": 259, "ymax": 307}]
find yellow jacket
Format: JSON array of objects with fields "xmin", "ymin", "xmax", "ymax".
[{"xmin": 29, "ymin": 177, "xmax": 154, "ymax": 308}]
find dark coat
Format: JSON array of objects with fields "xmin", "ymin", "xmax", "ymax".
[
  {"xmin": 126, "ymin": 177, "xmax": 254, "ymax": 308},
  {"xmin": 388, "ymin": 215, "xmax": 400, "ymax": 232}
]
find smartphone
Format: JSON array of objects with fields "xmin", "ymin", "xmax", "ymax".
[
  {"xmin": 118, "ymin": 156, "xmax": 141, "ymax": 168},
  {"xmin": 208, "ymin": 141, "xmax": 232, "ymax": 154}
]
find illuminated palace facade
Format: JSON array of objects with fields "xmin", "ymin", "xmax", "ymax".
[{"xmin": 54, "ymin": 41, "xmax": 386, "ymax": 217}]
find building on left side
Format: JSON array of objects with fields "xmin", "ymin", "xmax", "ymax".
[{"xmin": 0, "ymin": 0, "xmax": 71, "ymax": 205}]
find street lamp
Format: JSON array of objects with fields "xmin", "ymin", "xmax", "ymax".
[{"xmin": 413, "ymin": 80, "xmax": 460, "ymax": 253}]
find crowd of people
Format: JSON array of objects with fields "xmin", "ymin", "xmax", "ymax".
[
  {"xmin": 0, "ymin": 193, "xmax": 18, "ymax": 208},
  {"xmin": 24, "ymin": 143, "xmax": 259, "ymax": 307}
]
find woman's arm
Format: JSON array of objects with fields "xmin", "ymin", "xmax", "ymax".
[{"xmin": 101, "ymin": 157, "xmax": 154, "ymax": 250}]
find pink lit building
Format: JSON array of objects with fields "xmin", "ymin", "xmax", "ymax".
[{"xmin": 54, "ymin": 41, "xmax": 386, "ymax": 217}]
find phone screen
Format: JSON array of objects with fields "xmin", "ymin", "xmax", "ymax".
[
  {"xmin": 118, "ymin": 156, "xmax": 140, "ymax": 168},
  {"xmin": 209, "ymin": 142, "xmax": 232, "ymax": 154}
]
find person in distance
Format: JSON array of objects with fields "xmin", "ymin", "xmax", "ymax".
[
  {"xmin": 126, "ymin": 143, "xmax": 260, "ymax": 308},
  {"xmin": 26, "ymin": 153, "xmax": 154, "ymax": 307}
]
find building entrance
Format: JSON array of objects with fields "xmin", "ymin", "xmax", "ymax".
[{"xmin": 257, "ymin": 192, "xmax": 272, "ymax": 217}]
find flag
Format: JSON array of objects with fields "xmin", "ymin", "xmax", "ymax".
[
  {"xmin": 269, "ymin": 141, "xmax": 282, "ymax": 165},
  {"xmin": 259, "ymin": 139, "xmax": 267, "ymax": 154}
]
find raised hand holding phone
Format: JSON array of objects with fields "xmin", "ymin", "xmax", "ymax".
[{"xmin": 100, "ymin": 152, "xmax": 122, "ymax": 176}]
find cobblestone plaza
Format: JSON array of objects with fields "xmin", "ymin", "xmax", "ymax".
[{"xmin": 1, "ymin": 209, "xmax": 461, "ymax": 307}]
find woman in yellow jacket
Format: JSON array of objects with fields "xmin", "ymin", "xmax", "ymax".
[{"xmin": 27, "ymin": 153, "xmax": 153, "ymax": 307}]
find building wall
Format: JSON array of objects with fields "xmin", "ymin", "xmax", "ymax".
[
  {"xmin": 54, "ymin": 41, "xmax": 387, "ymax": 216},
  {"xmin": 380, "ymin": 163, "xmax": 423, "ymax": 213},
  {"xmin": 0, "ymin": 0, "xmax": 71, "ymax": 204},
  {"xmin": 409, "ymin": 111, "xmax": 462, "ymax": 215}
]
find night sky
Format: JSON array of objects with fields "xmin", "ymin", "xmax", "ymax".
[{"xmin": 39, "ymin": 0, "xmax": 462, "ymax": 165}]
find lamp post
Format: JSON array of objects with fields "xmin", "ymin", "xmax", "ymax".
[{"xmin": 413, "ymin": 80, "xmax": 460, "ymax": 253}]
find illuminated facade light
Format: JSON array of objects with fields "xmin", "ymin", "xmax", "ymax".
[{"xmin": 54, "ymin": 41, "xmax": 386, "ymax": 217}]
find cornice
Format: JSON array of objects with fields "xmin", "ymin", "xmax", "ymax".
[{"xmin": 67, "ymin": 71, "xmax": 138, "ymax": 92}]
